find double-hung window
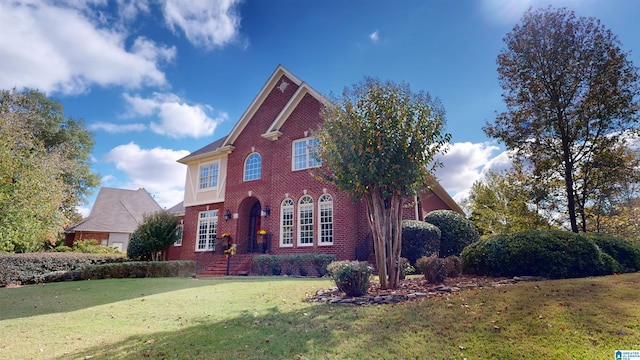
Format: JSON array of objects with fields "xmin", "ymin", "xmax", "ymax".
[
  {"xmin": 298, "ymin": 195, "xmax": 314, "ymax": 245},
  {"xmin": 196, "ymin": 210, "xmax": 217, "ymax": 251},
  {"xmin": 174, "ymin": 224, "xmax": 183, "ymax": 246},
  {"xmin": 280, "ymin": 198, "xmax": 294, "ymax": 247},
  {"xmin": 293, "ymin": 137, "xmax": 321, "ymax": 170},
  {"xmin": 318, "ymin": 194, "xmax": 333, "ymax": 245},
  {"xmin": 199, "ymin": 162, "xmax": 219, "ymax": 190}
]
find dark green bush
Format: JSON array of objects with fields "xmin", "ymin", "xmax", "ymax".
[
  {"xmin": 401, "ymin": 220, "xmax": 441, "ymax": 264},
  {"xmin": 326, "ymin": 260, "xmax": 372, "ymax": 297},
  {"xmin": 251, "ymin": 254, "xmax": 335, "ymax": 277},
  {"xmin": 588, "ymin": 234, "xmax": 640, "ymax": 273},
  {"xmin": 0, "ymin": 252, "xmax": 126, "ymax": 286},
  {"xmin": 461, "ymin": 229, "xmax": 609, "ymax": 279},
  {"xmin": 81, "ymin": 261, "xmax": 194, "ymax": 279},
  {"xmin": 444, "ymin": 256, "xmax": 462, "ymax": 278},
  {"xmin": 424, "ymin": 210, "xmax": 480, "ymax": 257},
  {"xmin": 416, "ymin": 255, "xmax": 447, "ymax": 284},
  {"xmin": 127, "ymin": 235, "xmax": 152, "ymax": 261}
]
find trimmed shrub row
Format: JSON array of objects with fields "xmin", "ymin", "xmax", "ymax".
[
  {"xmin": 415, "ymin": 255, "xmax": 461, "ymax": 283},
  {"xmin": 0, "ymin": 252, "xmax": 126, "ymax": 286},
  {"xmin": 38, "ymin": 261, "xmax": 195, "ymax": 283},
  {"xmin": 252, "ymin": 254, "xmax": 335, "ymax": 277},
  {"xmin": 460, "ymin": 229, "xmax": 626, "ymax": 279},
  {"xmin": 588, "ymin": 234, "xmax": 640, "ymax": 273}
]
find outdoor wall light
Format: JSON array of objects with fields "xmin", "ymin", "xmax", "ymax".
[
  {"xmin": 224, "ymin": 209, "xmax": 232, "ymax": 221},
  {"xmin": 264, "ymin": 206, "xmax": 270, "ymax": 217}
]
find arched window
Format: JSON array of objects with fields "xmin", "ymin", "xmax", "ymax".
[
  {"xmin": 318, "ymin": 194, "xmax": 333, "ymax": 245},
  {"xmin": 280, "ymin": 198, "xmax": 294, "ymax": 247},
  {"xmin": 298, "ymin": 195, "xmax": 314, "ymax": 246},
  {"xmin": 244, "ymin": 153, "xmax": 261, "ymax": 181}
]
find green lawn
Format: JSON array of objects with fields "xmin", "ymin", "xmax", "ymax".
[{"xmin": 1, "ymin": 274, "xmax": 639, "ymax": 359}]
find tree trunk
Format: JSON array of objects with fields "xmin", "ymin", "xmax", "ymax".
[
  {"xmin": 365, "ymin": 189, "xmax": 403, "ymax": 290},
  {"xmin": 562, "ymin": 139, "xmax": 579, "ymax": 233}
]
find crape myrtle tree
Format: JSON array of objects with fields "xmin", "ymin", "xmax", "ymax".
[
  {"xmin": 130, "ymin": 211, "xmax": 179, "ymax": 261},
  {"xmin": 484, "ymin": 7, "xmax": 640, "ymax": 233},
  {"xmin": 318, "ymin": 77, "xmax": 450, "ymax": 289}
]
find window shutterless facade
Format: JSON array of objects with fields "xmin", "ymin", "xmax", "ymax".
[
  {"xmin": 244, "ymin": 153, "xmax": 262, "ymax": 181},
  {"xmin": 298, "ymin": 195, "xmax": 314, "ymax": 246},
  {"xmin": 292, "ymin": 137, "xmax": 321, "ymax": 170},
  {"xmin": 280, "ymin": 198, "xmax": 294, "ymax": 247},
  {"xmin": 318, "ymin": 194, "xmax": 333, "ymax": 245},
  {"xmin": 199, "ymin": 161, "xmax": 219, "ymax": 190},
  {"xmin": 196, "ymin": 210, "xmax": 217, "ymax": 251}
]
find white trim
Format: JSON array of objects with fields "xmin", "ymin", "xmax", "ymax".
[
  {"xmin": 292, "ymin": 137, "xmax": 321, "ymax": 171},
  {"xmin": 318, "ymin": 194, "xmax": 333, "ymax": 246},
  {"xmin": 262, "ymin": 84, "xmax": 327, "ymax": 140},
  {"xmin": 195, "ymin": 210, "xmax": 218, "ymax": 252},
  {"xmin": 280, "ymin": 198, "xmax": 294, "ymax": 247},
  {"xmin": 243, "ymin": 152, "xmax": 262, "ymax": 181}
]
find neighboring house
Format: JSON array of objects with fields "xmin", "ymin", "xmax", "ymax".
[
  {"xmin": 65, "ymin": 187, "xmax": 162, "ymax": 251},
  {"xmin": 166, "ymin": 65, "xmax": 463, "ymax": 263}
]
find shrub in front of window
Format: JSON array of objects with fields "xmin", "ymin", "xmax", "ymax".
[
  {"xmin": 424, "ymin": 210, "xmax": 480, "ymax": 257},
  {"xmin": 460, "ymin": 229, "xmax": 612, "ymax": 279},
  {"xmin": 401, "ymin": 220, "xmax": 441, "ymax": 265},
  {"xmin": 326, "ymin": 260, "xmax": 373, "ymax": 297},
  {"xmin": 127, "ymin": 233, "xmax": 152, "ymax": 261},
  {"xmin": 587, "ymin": 234, "xmax": 640, "ymax": 273}
]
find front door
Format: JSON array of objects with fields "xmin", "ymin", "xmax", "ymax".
[{"xmin": 248, "ymin": 201, "xmax": 261, "ymax": 253}]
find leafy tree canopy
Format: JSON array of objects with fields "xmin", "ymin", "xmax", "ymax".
[
  {"xmin": 130, "ymin": 211, "xmax": 179, "ymax": 261},
  {"xmin": 484, "ymin": 7, "xmax": 640, "ymax": 233}
]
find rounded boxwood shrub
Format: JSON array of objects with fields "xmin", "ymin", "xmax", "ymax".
[
  {"xmin": 401, "ymin": 220, "xmax": 441, "ymax": 264},
  {"xmin": 127, "ymin": 234, "xmax": 152, "ymax": 261},
  {"xmin": 326, "ymin": 260, "xmax": 372, "ymax": 297},
  {"xmin": 587, "ymin": 234, "xmax": 640, "ymax": 273},
  {"xmin": 424, "ymin": 210, "xmax": 480, "ymax": 257},
  {"xmin": 460, "ymin": 229, "xmax": 609, "ymax": 279}
]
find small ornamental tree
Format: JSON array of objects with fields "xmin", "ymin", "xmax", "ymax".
[
  {"xmin": 130, "ymin": 211, "xmax": 179, "ymax": 261},
  {"xmin": 318, "ymin": 77, "xmax": 450, "ymax": 289}
]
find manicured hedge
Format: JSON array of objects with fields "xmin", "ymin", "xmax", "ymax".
[
  {"xmin": 0, "ymin": 252, "xmax": 126, "ymax": 286},
  {"xmin": 587, "ymin": 234, "xmax": 640, "ymax": 273},
  {"xmin": 252, "ymin": 254, "xmax": 335, "ymax": 277},
  {"xmin": 401, "ymin": 220, "xmax": 441, "ymax": 264},
  {"xmin": 327, "ymin": 260, "xmax": 373, "ymax": 297},
  {"xmin": 424, "ymin": 210, "xmax": 480, "ymax": 257},
  {"xmin": 461, "ymin": 229, "xmax": 611, "ymax": 279}
]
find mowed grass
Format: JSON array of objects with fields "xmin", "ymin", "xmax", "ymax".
[{"xmin": 1, "ymin": 274, "xmax": 639, "ymax": 360}]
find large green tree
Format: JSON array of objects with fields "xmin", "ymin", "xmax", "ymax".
[
  {"xmin": 0, "ymin": 89, "xmax": 99, "ymax": 251},
  {"xmin": 318, "ymin": 78, "xmax": 450, "ymax": 289},
  {"xmin": 0, "ymin": 89, "xmax": 99, "ymax": 227},
  {"xmin": 484, "ymin": 7, "xmax": 640, "ymax": 233},
  {"xmin": 466, "ymin": 167, "xmax": 550, "ymax": 237}
]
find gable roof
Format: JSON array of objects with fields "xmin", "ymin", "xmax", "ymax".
[
  {"xmin": 69, "ymin": 187, "xmax": 162, "ymax": 233},
  {"xmin": 178, "ymin": 65, "xmax": 327, "ymax": 162}
]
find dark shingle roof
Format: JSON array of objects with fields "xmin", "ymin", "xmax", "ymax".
[{"xmin": 178, "ymin": 135, "xmax": 228, "ymax": 162}]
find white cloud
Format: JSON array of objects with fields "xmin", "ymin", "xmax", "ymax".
[
  {"xmin": 369, "ymin": 30, "xmax": 379, "ymax": 42},
  {"xmin": 90, "ymin": 122, "xmax": 147, "ymax": 133},
  {"xmin": 163, "ymin": 0, "xmax": 244, "ymax": 50},
  {"xmin": 0, "ymin": 1, "xmax": 174, "ymax": 94},
  {"xmin": 123, "ymin": 92, "xmax": 227, "ymax": 138},
  {"xmin": 434, "ymin": 141, "xmax": 505, "ymax": 204},
  {"xmin": 103, "ymin": 142, "xmax": 189, "ymax": 208}
]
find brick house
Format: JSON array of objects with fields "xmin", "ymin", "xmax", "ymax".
[
  {"xmin": 65, "ymin": 187, "xmax": 162, "ymax": 251},
  {"xmin": 165, "ymin": 65, "xmax": 462, "ymax": 270}
]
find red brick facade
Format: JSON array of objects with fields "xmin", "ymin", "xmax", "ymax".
[{"xmin": 167, "ymin": 66, "xmax": 460, "ymax": 262}]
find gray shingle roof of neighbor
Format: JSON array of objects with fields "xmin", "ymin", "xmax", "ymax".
[
  {"xmin": 167, "ymin": 201, "xmax": 184, "ymax": 214},
  {"xmin": 69, "ymin": 187, "xmax": 162, "ymax": 233}
]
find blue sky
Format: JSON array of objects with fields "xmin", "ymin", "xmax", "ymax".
[{"xmin": 1, "ymin": 0, "xmax": 639, "ymax": 216}]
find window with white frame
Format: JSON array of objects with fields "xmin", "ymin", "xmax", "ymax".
[
  {"xmin": 196, "ymin": 210, "xmax": 217, "ymax": 251},
  {"xmin": 244, "ymin": 153, "xmax": 262, "ymax": 181},
  {"xmin": 174, "ymin": 224, "xmax": 183, "ymax": 246},
  {"xmin": 318, "ymin": 194, "xmax": 333, "ymax": 245},
  {"xmin": 199, "ymin": 162, "xmax": 219, "ymax": 190},
  {"xmin": 292, "ymin": 137, "xmax": 321, "ymax": 170},
  {"xmin": 280, "ymin": 198, "xmax": 294, "ymax": 247},
  {"xmin": 298, "ymin": 195, "xmax": 314, "ymax": 245}
]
